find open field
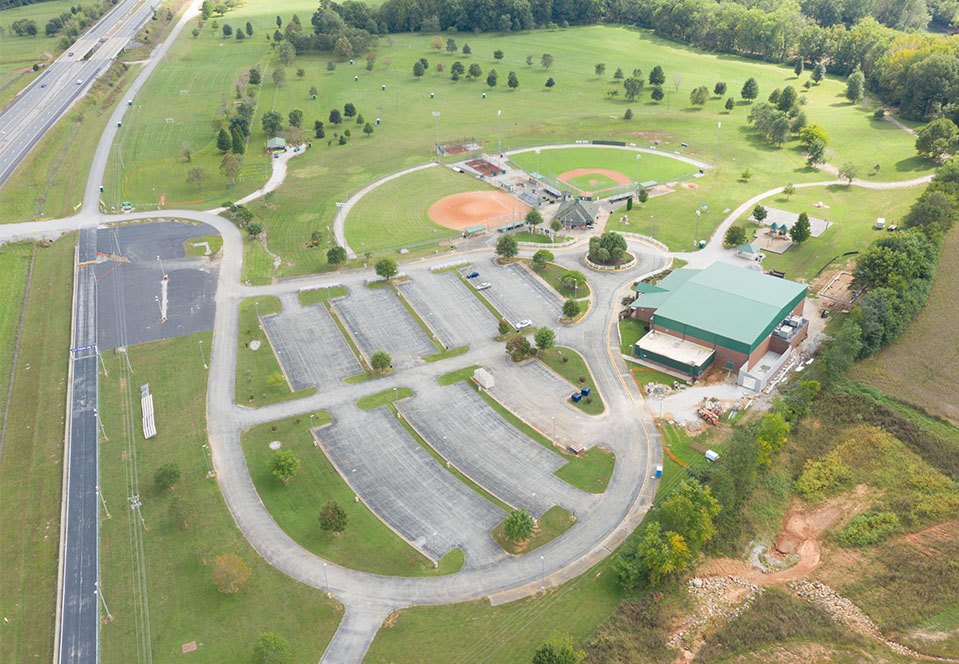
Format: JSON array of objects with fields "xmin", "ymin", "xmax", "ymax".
[
  {"xmin": 236, "ymin": 296, "xmax": 315, "ymax": 406},
  {"xmin": 98, "ymin": 333, "xmax": 341, "ymax": 663},
  {"xmin": 851, "ymin": 227, "xmax": 959, "ymax": 425},
  {"xmin": 0, "ymin": 0, "xmax": 74, "ymax": 107},
  {"xmin": 0, "ymin": 236, "xmax": 74, "ymax": 664},
  {"xmin": 0, "ymin": 242, "xmax": 33, "ymax": 408},
  {"xmin": 240, "ymin": 410, "xmax": 462, "ymax": 576},
  {"xmin": 103, "ymin": 11, "xmax": 931, "ymax": 275},
  {"xmin": 348, "ymin": 166, "xmax": 494, "ymax": 251},
  {"xmin": 1, "ymin": 61, "xmax": 135, "ymax": 222},
  {"xmin": 736, "ymin": 185, "xmax": 924, "ymax": 283}
]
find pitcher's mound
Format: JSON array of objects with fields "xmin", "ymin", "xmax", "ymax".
[{"xmin": 429, "ymin": 191, "xmax": 530, "ymax": 231}]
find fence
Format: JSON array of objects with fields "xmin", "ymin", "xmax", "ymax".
[
  {"xmin": 518, "ymin": 238, "xmax": 576, "ymax": 249},
  {"xmin": 619, "ymin": 232, "xmax": 669, "ymax": 252},
  {"xmin": 585, "ymin": 254, "xmax": 637, "ymax": 271},
  {"xmin": 430, "ymin": 260, "xmax": 471, "ymax": 273}
]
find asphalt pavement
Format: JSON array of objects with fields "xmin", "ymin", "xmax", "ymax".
[{"xmin": 397, "ymin": 271, "xmax": 498, "ymax": 348}]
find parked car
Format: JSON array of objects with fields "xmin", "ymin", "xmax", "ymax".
[
  {"xmin": 465, "ymin": 271, "xmax": 479, "ymax": 279},
  {"xmin": 475, "ymin": 282, "xmax": 491, "ymax": 291},
  {"xmin": 516, "ymin": 319, "xmax": 533, "ymax": 330}
]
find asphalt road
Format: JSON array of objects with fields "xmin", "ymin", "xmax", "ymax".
[
  {"xmin": 0, "ymin": 0, "xmax": 161, "ymax": 187},
  {"xmin": 57, "ymin": 229, "xmax": 99, "ymax": 664}
]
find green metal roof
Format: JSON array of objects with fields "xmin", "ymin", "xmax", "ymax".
[
  {"xmin": 630, "ymin": 291, "xmax": 672, "ymax": 310},
  {"xmin": 651, "ymin": 262, "xmax": 807, "ymax": 351},
  {"xmin": 737, "ymin": 243, "xmax": 759, "ymax": 254},
  {"xmin": 633, "ymin": 282, "xmax": 667, "ymax": 294}
]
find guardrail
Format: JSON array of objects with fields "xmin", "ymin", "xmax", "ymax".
[{"xmin": 619, "ymin": 232, "xmax": 669, "ymax": 252}]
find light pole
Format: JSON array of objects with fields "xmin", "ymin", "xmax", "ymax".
[
  {"xmin": 156, "ymin": 255, "xmax": 166, "ymax": 279},
  {"xmin": 432, "ymin": 111, "xmax": 440, "ymax": 156},
  {"xmin": 551, "ymin": 415, "xmax": 555, "ymax": 441},
  {"xmin": 650, "ymin": 215, "xmax": 654, "ymax": 237},
  {"xmin": 695, "ymin": 209, "xmax": 701, "ymax": 248},
  {"xmin": 497, "ymin": 109, "xmax": 502, "ymax": 155},
  {"xmin": 541, "ymin": 555, "xmax": 545, "ymax": 590},
  {"xmin": 201, "ymin": 444, "xmax": 211, "ymax": 475},
  {"xmin": 715, "ymin": 121, "xmax": 721, "ymax": 165},
  {"xmin": 635, "ymin": 154, "xmax": 641, "ymax": 194},
  {"xmin": 198, "ymin": 339, "xmax": 207, "ymax": 368},
  {"xmin": 323, "ymin": 562, "xmax": 330, "ymax": 597},
  {"xmin": 433, "ymin": 532, "xmax": 438, "ymax": 567},
  {"xmin": 310, "ymin": 413, "xmax": 315, "ymax": 430},
  {"xmin": 532, "ymin": 492, "xmax": 537, "ymax": 523},
  {"xmin": 96, "ymin": 581, "xmax": 113, "ymax": 620}
]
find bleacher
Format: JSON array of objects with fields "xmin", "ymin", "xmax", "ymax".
[{"xmin": 140, "ymin": 383, "xmax": 156, "ymax": 440}]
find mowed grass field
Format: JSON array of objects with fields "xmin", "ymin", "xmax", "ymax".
[
  {"xmin": 241, "ymin": 412, "xmax": 462, "ymax": 576},
  {"xmin": 851, "ymin": 226, "xmax": 959, "ymax": 425},
  {"xmin": 510, "ymin": 145, "xmax": 697, "ymax": 184},
  {"xmin": 105, "ymin": 10, "xmax": 931, "ymax": 274},
  {"xmin": 0, "ymin": 242, "xmax": 34, "ymax": 408},
  {"xmin": 0, "ymin": 236, "xmax": 75, "ymax": 664},
  {"xmin": 98, "ymin": 333, "xmax": 341, "ymax": 664},
  {"xmin": 737, "ymin": 184, "xmax": 924, "ymax": 282},
  {"xmin": 346, "ymin": 165, "xmax": 490, "ymax": 251}
]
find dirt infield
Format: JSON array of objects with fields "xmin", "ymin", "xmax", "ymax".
[
  {"xmin": 428, "ymin": 191, "xmax": 530, "ymax": 231},
  {"xmin": 558, "ymin": 168, "xmax": 630, "ymax": 195}
]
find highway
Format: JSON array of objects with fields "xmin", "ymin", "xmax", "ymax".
[{"xmin": 0, "ymin": 0, "xmax": 161, "ymax": 188}]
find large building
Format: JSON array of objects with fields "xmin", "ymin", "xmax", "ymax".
[{"xmin": 628, "ymin": 262, "xmax": 808, "ymax": 391}]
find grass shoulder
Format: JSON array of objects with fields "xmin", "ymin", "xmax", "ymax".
[
  {"xmin": 538, "ymin": 346, "xmax": 604, "ymax": 415},
  {"xmin": 491, "ymin": 506, "xmax": 577, "ymax": 555},
  {"xmin": 298, "ymin": 285, "xmax": 347, "ymax": 306},
  {"xmin": 241, "ymin": 411, "xmax": 459, "ymax": 577},
  {"xmin": 356, "ymin": 386, "xmax": 413, "ymax": 410},
  {"xmin": 424, "ymin": 345, "xmax": 468, "ymax": 363},
  {"xmin": 235, "ymin": 296, "xmax": 315, "ymax": 406}
]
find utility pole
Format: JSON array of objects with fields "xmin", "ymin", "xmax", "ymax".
[
  {"xmin": 130, "ymin": 495, "xmax": 146, "ymax": 529},
  {"xmin": 541, "ymin": 555, "xmax": 545, "ymax": 590},
  {"xmin": 323, "ymin": 562, "xmax": 330, "ymax": 597}
]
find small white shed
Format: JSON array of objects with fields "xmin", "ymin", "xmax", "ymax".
[{"xmin": 473, "ymin": 367, "xmax": 494, "ymax": 389}]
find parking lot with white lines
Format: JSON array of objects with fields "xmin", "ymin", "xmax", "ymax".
[
  {"xmin": 468, "ymin": 259, "xmax": 564, "ymax": 329},
  {"xmin": 398, "ymin": 271, "xmax": 498, "ymax": 348}
]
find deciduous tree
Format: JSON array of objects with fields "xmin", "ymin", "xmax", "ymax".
[
  {"xmin": 649, "ymin": 65, "xmax": 665, "ymax": 86},
  {"xmin": 504, "ymin": 508, "xmax": 534, "ymax": 541},
  {"xmin": 741, "ymin": 77, "xmax": 759, "ymax": 101},
  {"xmin": 374, "ymin": 258, "xmax": 398, "ymax": 279},
  {"xmin": 371, "ymin": 350, "xmax": 391, "ymax": 372},
  {"xmin": 252, "ymin": 633, "xmax": 292, "ymax": 664},
  {"xmin": 534, "ymin": 327, "xmax": 555, "ymax": 351},
  {"xmin": 261, "ymin": 110, "xmax": 283, "ymax": 136},
  {"xmin": 154, "ymin": 463, "xmax": 180, "ymax": 490},
  {"xmin": 220, "ymin": 153, "xmax": 241, "ymax": 183},
  {"xmin": 724, "ymin": 225, "xmax": 747, "ymax": 246},
  {"xmin": 562, "ymin": 299, "xmax": 579, "ymax": 319},
  {"xmin": 212, "ymin": 553, "xmax": 251, "ymax": 593},
  {"xmin": 319, "ymin": 501, "xmax": 347, "ymax": 532},
  {"xmin": 540, "ymin": 53, "xmax": 553, "ymax": 69},
  {"xmin": 496, "ymin": 234, "xmax": 518, "ymax": 259},
  {"xmin": 531, "ymin": 249, "xmax": 553, "ymax": 268}
]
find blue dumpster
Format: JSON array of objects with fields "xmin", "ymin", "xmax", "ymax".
[
  {"xmin": 571, "ymin": 393, "xmax": 582, "ymax": 403},
  {"xmin": 580, "ymin": 387, "xmax": 591, "ymax": 396}
]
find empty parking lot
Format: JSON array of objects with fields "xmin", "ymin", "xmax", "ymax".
[
  {"xmin": 468, "ymin": 259, "xmax": 563, "ymax": 329},
  {"xmin": 398, "ymin": 382, "xmax": 593, "ymax": 517},
  {"xmin": 398, "ymin": 271, "xmax": 498, "ymax": 348},
  {"xmin": 333, "ymin": 285, "xmax": 436, "ymax": 370},
  {"xmin": 314, "ymin": 405, "xmax": 505, "ymax": 566},
  {"xmin": 261, "ymin": 294, "xmax": 361, "ymax": 390}
]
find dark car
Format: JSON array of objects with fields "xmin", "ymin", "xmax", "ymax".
[{"xmin": 465, "ymin": 271, "xmax": 479, "ymax": 279}]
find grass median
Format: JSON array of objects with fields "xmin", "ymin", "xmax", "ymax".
[
  {"xmin": 491, "ymin": 506, "xmax": 578, "ymax": 556},
  {"xmin": 537, "ymin": 346, "xmax": 604, "ymax": 415}
]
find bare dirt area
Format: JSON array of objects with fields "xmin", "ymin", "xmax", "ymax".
[{"xmin": 427, "ymin": 190, "xmax": 530, "ymax": 230}]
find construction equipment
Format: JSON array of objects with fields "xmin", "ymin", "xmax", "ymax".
[{"xmin": 697, "ymin": 398, "xmax": 722, "ymax": 425}]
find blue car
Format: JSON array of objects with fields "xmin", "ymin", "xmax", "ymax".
[{"xmin": 465, "ymin": 271, "xmax": 479, "ymax": 279}]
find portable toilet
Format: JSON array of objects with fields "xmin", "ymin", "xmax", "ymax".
[
  {"xmin": 430, "ymin": 92, "xmax": 434, "ymax": 99},
  {"xmin": 349, "ymin": 59, "xmax": 354, "ymax": 65},
  {"xmin": 382, "ymin": 84, "xmax": 386, "ymax": 91},
  {"xmin": 312, "ymin": 94, "xmax": 316, "ymax": 100},
  {"xmin": 375, "ymin": 118, "xmax": 380, "ymax": 125},
  {"xmin": 354, "ymin": 75, "xmax": 358, "ymax": 82},
  {"xmin": 705, "ymin": 449, "xmax": 720, "ymax": 462},
  {"xmin": 117, "ymin": 121, "xmax": 122, "ymax": 127},
  {"xmin": 655, "ymin": 465, "xmax": 663, "ymax": 478},
  {"xmin": 482, "ymin": 92, "xmax": 486, "ymax": 99},
  {"xmin": 127, "ymin": 99, "xmax": 133, "ymax": 106}
]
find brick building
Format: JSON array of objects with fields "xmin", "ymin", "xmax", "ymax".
[{"xmin": 628, "ymin": 262, "xmax": 808, "ymax": 390}]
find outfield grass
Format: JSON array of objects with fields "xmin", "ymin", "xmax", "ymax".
[
  {"xmin": 510, "ymin": 146, "xmax": 695, "ymax": 188},
  {"xmin": 1, "ymin": 61, "xmax": 135, "ymax": 222},
  {"xmin": 298, "ymin": 285, "xmax": 347, "ymax": 306},
  {"xmin": 618, "ymin": 318, "xmax": 648, "ymax": 356},
  {"xmin": 98, "ymin": 334, "xmax": 341, "ymax": 663},
  {"xmin": 240, "ymin": 410, "xmax": 462, "ymax": 576},
  {"xmin": 537, "ymin": 346, "xmax": 604, "ymax": 415},
  {"xmin": 182, "ymin": 234, "xmax": 222, "ymax": 256},
  {"xmin": 736, "ymin": 184, "xmax": 924, "ymax": 283},
  {"xmin": 347, "ymin": 166, "xmax": 492, "ymax": 252},
  {"xmin": 491, "ymin": 506, "xmax": 577, "ymax": 555},
  {"xmin": 0, "ymin": 236, "xmax": 74, "ymax": 664},
  {"xmin": 107, "ymin": 13, "xmax": 929, "ymax": 275},
  {"xmin": 527, "ymin": 260, "xmax": 591, "ymax": 298},
  {"xmin": 235, "ymin": 296, "xmax": 315, "ymax": 406}
]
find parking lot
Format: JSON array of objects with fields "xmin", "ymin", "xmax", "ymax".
[
  {"xmin": 261, "ymin": 295, "xmax": 361, "ymax": 390},
  {"xmin": 467, "ymin": 259, "xmax": 563, "ymax": 329},
  {"xmin": 315, "ymin": 406, "xmax": 505, "ymax": 566},
  {"xmin": 333, "ymin": 285, "xmax": 436, "ymax": 369},
  {"xmin": 398, "ymin": 382, "xmax": 592, "ymax": 517},
  {"xmin": 398, "ymin": 272, "xmax": 498, "ymax": 349},
  {"xmin": 486, "ymin": 358, "xmax": 597, "ymax": 447}
]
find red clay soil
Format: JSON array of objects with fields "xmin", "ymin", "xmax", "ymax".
[{"xmin": 427, "ymin": 191, "xmax": 530, "ymax": 231}]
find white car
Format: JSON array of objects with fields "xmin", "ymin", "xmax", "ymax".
[
  {"xmin": 475, "ymin": 282, "xmax": 491, "ymax": 291},
  {"xmin": 515, "ymin": 319, "xmax": 533, "ymax": 330},
  {"xmin": 75, "ymin": 79, "xmax": 82, "ymax": 85}
]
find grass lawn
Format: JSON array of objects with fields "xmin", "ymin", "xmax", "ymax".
[
  {"xmin": 512, "ymin": 230, "xmax": 568, "ymax": 243},
  {"xmin": 438, "ymin": 364, "xmax": 479, "ymax": 386},
  {"xmin": 241, "ymin": 236, "xmax": 276, "ymax": 285},
  {"xmin": 537, "ymin": 346, "xmax": 604, "ymax": 415},
  {"xmin": 106, "ymin": 13, "xmax": 929, "ymax": 275},
  {"xmin": 619, "ymin": 318, "xmax": 648, "ymax": 355},
  {"xmin": 850, "ymin": 226, "xmax": 959, "ymax": 426},
  {"xmin": 347, "ymin": 165, "xmax": 491, "ymax": 252},
  {"xmin": 298, "ymin": 285, "xmax": 347, "ymax": 306},
  {"xmin": 491, "ymin": 506, "xmax": 577, "ymax": 555},
  {"xmin": 241, "ymin": 411, "xmax": 462, "ymax": 576},
  {"xmin": 356, "ymin": 386, "xmax": 414, "ymax": 410},
  {"xmin": 527, "ymin": 260, "xmax": 591, "ymax": 298},
  {"xmin": 235, "ymin": 296, "xmax": 315, "ymax": 406},
  {"xmin": 553, "ymin": 447, "xmax": 615, "ymax": 494},
  {"xmin": 424, "ymin": 345, "xmax": 468, "ymax": 362},
  {"xmin": 1, "ymin": 61, "xmax": 135, "ymax": 222},
  {"xmin": 657, "ymin": 422, "xmax": 727, "ymax": 496},
  {"xmin": 182, "ymin": 234, "xmax": 223, "ymax": 256},
  {"xmin": 736, "ymin": 184, "xmax": 924, "ymax": 283},
  {"xmin": 631, "ymin": 366, "xmax": 682, "ymax": 389},
  {"xmin": 510, "ymin": 146, "xmax": 695, "ymax": 187},
  {"xmin": 0, "ymin": 236, "xmax": 74, "ymax": 664},
  {"xmin": 98, "ymin": 334, "xmax": 341, "ymax": 663},
  {"xmin": 0, "ymin": 242, "xmax": 33, "ymax": 408}
]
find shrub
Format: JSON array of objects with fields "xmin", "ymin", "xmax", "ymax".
[
  {"xmin": 794, "ymin": 452, "xmax": 852, "ymax": 500},
  {"xmin": 154, "ymin": 462, "xmax": 180, "ymax": 490},
  {"xmin": 837, "ymin": 511, "xmax": 899, "ymax": 547}
]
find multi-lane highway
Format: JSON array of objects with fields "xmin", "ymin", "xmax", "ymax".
[{"xmin": 0, "ymin": 0, "xmax": 161, "ymax": 187}]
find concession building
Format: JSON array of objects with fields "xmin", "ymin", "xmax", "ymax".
[{"xmin": 628, "ymin": 262, "xmax": 808, "ymax": 391}]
